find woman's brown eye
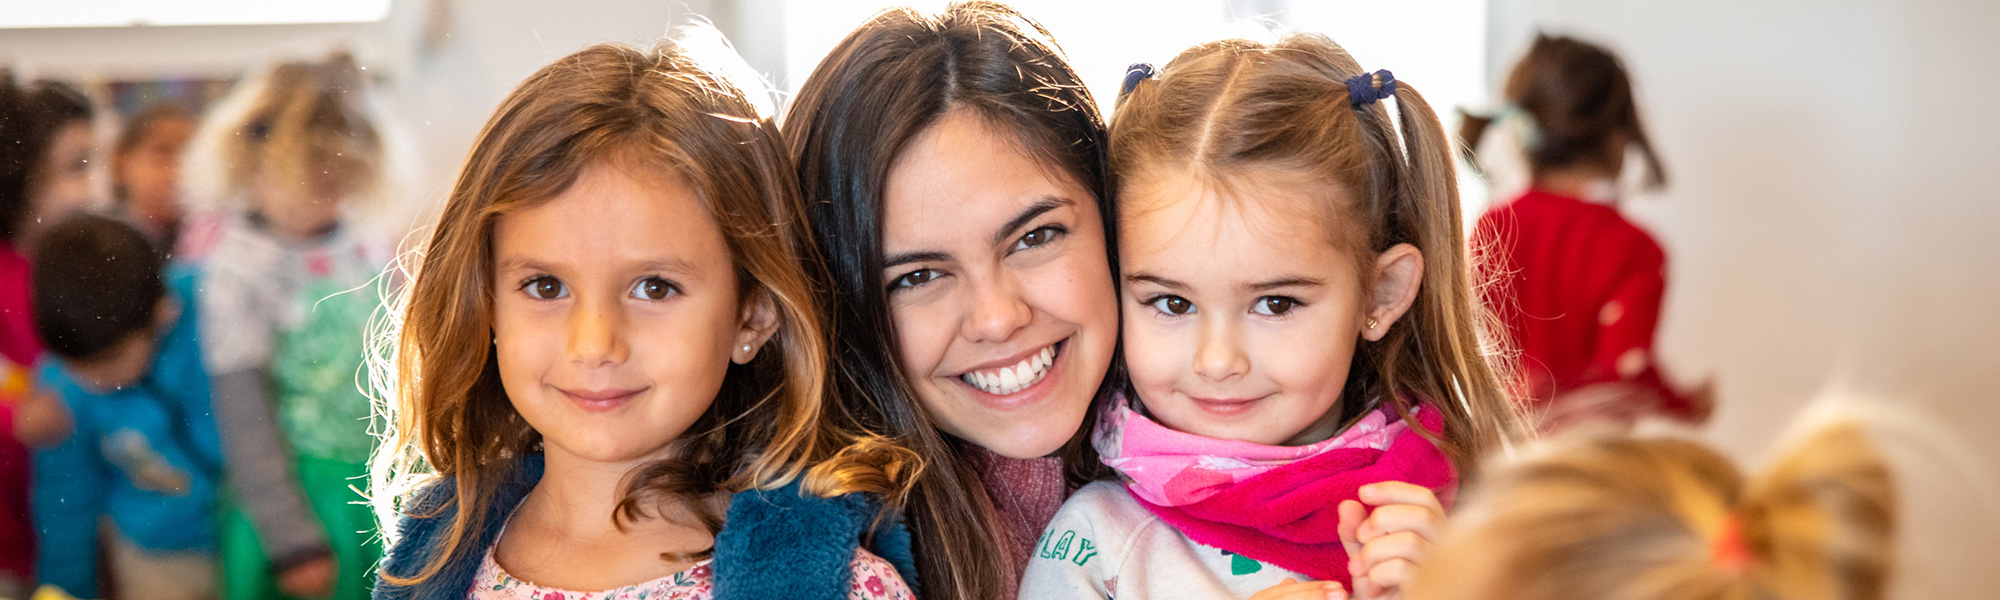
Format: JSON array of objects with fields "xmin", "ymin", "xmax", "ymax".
[
  {"xmin": 890, "ymin": 269, "xmax": 940, "ymax": 291},
  {"xmin": 1011, "ymin": 225, "xmax": 1066, "ymax": 252}
]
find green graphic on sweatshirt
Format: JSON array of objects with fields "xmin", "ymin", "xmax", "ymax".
[
  {"xmin": 1222, "ymin": 550, "xmax": 1263, "ymax": 575},
  {"xmin": 271, "ymin": 280, "xmax": 377, "ymax": 463},
  {"xmin": 1037, "ymin": 529, "xmax": 1099, "ymax": 566}
]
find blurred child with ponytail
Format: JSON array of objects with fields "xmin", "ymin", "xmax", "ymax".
[
  {"xmin": 1020, "ymin": 34, "xmax": 1521, "ymax": 600},
  {"xmin": 1460, "ymin": 34, "xmax": 1709, "ymax": 432},
  {"xmin": 1406, "ymin": 418, "xmax": 1894, "ymax": 600}
]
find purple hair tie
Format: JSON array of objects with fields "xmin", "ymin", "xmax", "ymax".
[
  {"xmin": 1345, "ymin": 69, "xmax": 1396, "ymax": 106},
  {"xmin": 1121, "ymin": 63, "xmax": 1156, "ymax": 98}
]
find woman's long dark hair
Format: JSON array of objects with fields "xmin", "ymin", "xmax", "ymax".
[{"xmin": 782, "ymin": 2, "xmax": 1116, "ymax": 598}]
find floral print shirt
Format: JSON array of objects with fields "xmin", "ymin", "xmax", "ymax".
[{"xmin": 469, "ymin": 545, "xmax": 914, "ymax": 600}]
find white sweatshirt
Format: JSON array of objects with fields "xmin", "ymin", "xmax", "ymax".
[{"xmin": 1017, "ymin": 481, "xmax": 1311, "ymax": 599}]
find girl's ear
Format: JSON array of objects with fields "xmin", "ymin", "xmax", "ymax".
[
  {"xmin": 1364, "ymin": 243, "xmax": 1424, "ymax": 342},
  {"xmin": 732, "ymin": 287, "xmax": 782, "ymax": 364}
]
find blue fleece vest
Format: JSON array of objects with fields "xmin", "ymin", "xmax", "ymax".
[{"xmin": 374, "ymin": 456, "xmax": 917, "ymax": 600}]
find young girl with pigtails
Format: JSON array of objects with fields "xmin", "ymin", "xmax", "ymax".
[
  {"xmin": 370, "ymin": 27, "xmax": 916, "ymax": 600},
  {"xmin": 1019, "ymin": 34, "xmax": 1522, "ymax": 600}
]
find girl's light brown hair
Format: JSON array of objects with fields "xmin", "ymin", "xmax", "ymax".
[
  {"xmin": 369, "ymin": 33, "xmax": 909, "ymax": 586},
  {"xmin": 1408, "ymin": 423, "xmax": 1896, "ymax": 600},
  {"xmin": 1113, "ymin": 33, "xmax": 1522, "ymax": 474}
]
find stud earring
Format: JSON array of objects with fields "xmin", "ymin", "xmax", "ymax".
[
  {"xmin": 1366, "ymin": 317, "xmax": 1379, "ymax": 330},
  {"xmin": 742, "ymin": 344, "xmax": 753, "ymax": 354}
]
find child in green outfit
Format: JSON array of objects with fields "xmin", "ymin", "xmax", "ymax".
[{"xmin": 180, "ymin": 51, "xmax": 395, "ymax": 600}]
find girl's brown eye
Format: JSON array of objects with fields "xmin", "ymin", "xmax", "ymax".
[
  {"xmin": 1149, "ymin": 295, "xmax": 1195, "ymax": 316},
  {"xmin": 631, "ymin": 277, "xmax": 677, "ymax": 301},
  {"xmin": 524, "ymin": 276, "xmax": 566, "ymax": 300},
  {"xmin": 1253, "ymin": 296, "xmax": 1300, "ymax": 316}
]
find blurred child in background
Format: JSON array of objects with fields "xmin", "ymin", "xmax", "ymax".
[
  {"xmin": 1407, "ymin": 418, "xmax": 1894, "ymax": 600},
  {"xmin": 31, "ymin": 213, "xmax": 222, "ymax": 600},
  {"xmin": 112, "ymin": 104, "xmax": 197, "ymax": 250},
  {"xmin": 181, "ymin": 53, "xmax": 391, "ymax": 600},
  {"xmin": 1461, "ymin": 34, "xmax": 1709, "ymax": 433},
  {"xmin": 0, "ymin": 74, "xmax": 99, "ymax": 597}
]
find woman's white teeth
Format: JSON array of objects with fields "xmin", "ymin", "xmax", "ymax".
[{"xmin": 961, "ymin": 345, "xmax": 1056, "ymax": 395}]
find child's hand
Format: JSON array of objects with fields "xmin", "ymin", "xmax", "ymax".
[
  {"xmin": 277, "ymin": 555, "xmax": 338, "ymax": 599},
  {"xmin": 1337, "ymin": 482, "xmax": 1447, "ymax": 600},
  {"xmin": 1247, "ymin": 578, "xmax": 1347, "ymax": 600},
  {"xmin": 12, "ymin": 387, "xmax": 73, "ymax": 448}
]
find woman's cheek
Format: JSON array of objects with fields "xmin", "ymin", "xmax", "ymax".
[{"xmin": 890, "ymin": 299, "xmax": 953, "ymax": 381}]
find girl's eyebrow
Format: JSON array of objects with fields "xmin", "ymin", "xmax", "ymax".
[
  {"xmin": 1246, "ymin": 276, "xmax": 1324, "ymax": 292},
  {"xmin": 990, "ymin": 197, "xmax": 1071, "ymax": 246},
  {"xmin": 1126, "ymin": 273, "xmax": 1322, "ymax": 292},
  {"xmin": 1125, "ymin": 272, "xmax": 1189, "ymax": 291},
  {"xmin": 494, "ymin": 257, "xmax": 702, "ymax": 278},
  {"xmin": 495, "ymin": 256, "xmax": 551, "ymax": 274},
  {"xmin": 634, "ymin": 258, "xmax": 702, "ymax": 278}
]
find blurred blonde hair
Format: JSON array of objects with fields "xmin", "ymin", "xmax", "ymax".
[
  {"xmin": 1409, "ymin": 421, "xmax": 1896, "ymax": 600},
  {"xmin": 181, "ymin": 51, "xmax": 400, "ymax": 225}
]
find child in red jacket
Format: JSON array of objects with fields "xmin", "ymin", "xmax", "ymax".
[{"xmin": 1463, "ymin": 34, "xmax": 1710, "ymax": 432}]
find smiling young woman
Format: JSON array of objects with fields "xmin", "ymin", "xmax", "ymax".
[{"xmin": 783, "ymin": 2, "xmax": 1122, "ymax": 598}]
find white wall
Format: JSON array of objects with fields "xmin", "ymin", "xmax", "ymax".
[{"xmin": 1488, "ymin": 0, "xmax": 2000, "ymax": 597}]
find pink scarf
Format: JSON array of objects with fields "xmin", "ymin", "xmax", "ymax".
[{"xmin": 1095, "ymin": 400, "xmax": 1456, "ymax": 584}]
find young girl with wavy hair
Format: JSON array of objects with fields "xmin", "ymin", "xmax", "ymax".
[
  {"xmin": 371, "ymin": 29, "xmax": 914, "ymax": 600},
  {"xmin": 1020, "ymin": 34, "xmax": 1522, "ymax": 599}
]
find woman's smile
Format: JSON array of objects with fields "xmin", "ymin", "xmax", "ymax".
[{"xmin": 951, "ymin": 339, "xmax": 1067, "ymax": 409}]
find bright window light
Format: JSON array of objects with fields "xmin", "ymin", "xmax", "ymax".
[{"xmin": 0, "ymin": 0, "xmax": 393, "ymax": 29}]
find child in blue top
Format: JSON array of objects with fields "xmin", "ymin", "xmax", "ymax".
[{"xmin": 30, "ymin": 213, "xmax": 222, "ymax": 600}]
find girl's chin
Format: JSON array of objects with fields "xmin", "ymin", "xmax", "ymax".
[{"xmin": 544, "ymin": 437, "xmax": 677, "ymax": 465}]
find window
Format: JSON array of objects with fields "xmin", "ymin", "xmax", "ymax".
[{"xmin": 0, "ymin": 1, "xmax": 392, "ymax": 29}]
